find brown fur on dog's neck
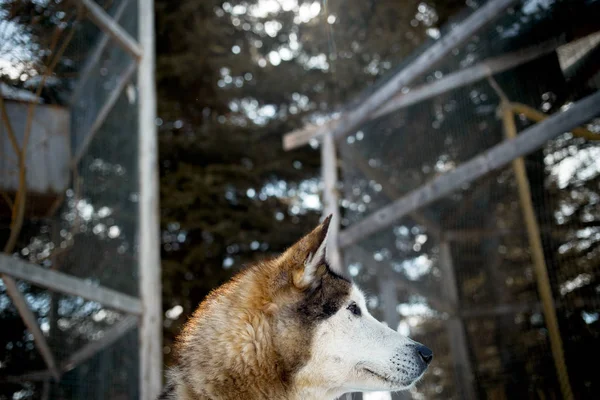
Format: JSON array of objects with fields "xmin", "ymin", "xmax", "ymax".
[
  {"xmin": 172, "ymin": 262, "xmax": 290, "ymax": 399},
  {"xmin": 166, "ymin": 219, "xmax": 352, "ymax": 400}
]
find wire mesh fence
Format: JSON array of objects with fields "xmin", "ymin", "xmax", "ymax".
[
  {"xmin": 1, "ymin": 0, "xmax": 145, "ymax": 398},
  {"xmin": 337, "ymin": 1, "xmax": 600, "ymax": 399}
]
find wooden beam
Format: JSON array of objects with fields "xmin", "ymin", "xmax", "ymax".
[
  {"xmin": 138, "ymin": 0, "xmax": 163, "ymax": 397},
  {"xmin": 0, "ymin": 254, "xmax": 142, "ymax": 315},
  {"xmin": 63, "ymin": 315, "xmax": 138, "ymax": 372},
  {"xmin": 339, "ymin": 90, "xmax": 600, "ymax": 248},
  {"xmin": 439, "ymin": 242, "xmax": 477, "ymax": 400},
  {"xmin": 70, "ymin": 0, "xmax": 131, "ymax": 105},
  {"xmin": 79, "ymin": 0, "xmax": 142, "ymax": 60},
  {"xmin": 72, "ymin": 61, "xmax": 137, "ymax": 165},
  {"xmin": 282, "ymin": 0, "xmax": 519, "ymax": 150},
  {"xmin": 374, "ymin": 40, "xmax": 560, "ymax": 120},
  {"xmin": 0, "ymin": 275, "xmax": 60, "ymax": 381},
  {"xmin": 321, "ymin": 133, "xmax": 343, "ymax": 271}
]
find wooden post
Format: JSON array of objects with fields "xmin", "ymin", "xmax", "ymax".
[
  {"xmin": 439, "ymin": 241, "xmax": 477, "ymax": 400},
  {"xmin": 321, "ymin": 133, "xmax": 343, "ymax": 273},
  {"xmin": 501, "ymin": 104, "xmax": 574, "ymax": 400},
  {"xmin": 138, "ymin": 0, "xmax": 162, "ymax": 398}
]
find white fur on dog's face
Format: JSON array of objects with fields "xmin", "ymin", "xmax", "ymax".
[{"xmin": 295, "ymin": 284, "xmax": 428, "ymax": 397}]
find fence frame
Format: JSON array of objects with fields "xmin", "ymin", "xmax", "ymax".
[{"xmin": 0, "ymin": 1, "xmax": 162, "ymax": 398}]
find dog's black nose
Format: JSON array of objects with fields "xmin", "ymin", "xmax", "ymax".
[{"xmin": 416, "ymin": 345, "xmax": 433, "ymax": 365}]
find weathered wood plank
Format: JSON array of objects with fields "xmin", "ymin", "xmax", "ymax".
[
  {"xmin": 339, "ymin": 90, "xmax": 600, "ymax": 248},
  {"xmin": 138, "ymin": 0, "xmax": 163, "ymax": 397},
  {"xmin": 0, "ymin": 254, "xmax": 142, "ymax": 315}
]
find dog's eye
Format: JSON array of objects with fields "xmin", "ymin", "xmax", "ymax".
[{"xmin": 347, "ymin": 302, "xmax": 361, "ymax": 317}]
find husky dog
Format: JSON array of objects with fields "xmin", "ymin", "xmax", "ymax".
[{"xmin": 160, "ymin": 215, "xmax": 432, "ymax": 400}]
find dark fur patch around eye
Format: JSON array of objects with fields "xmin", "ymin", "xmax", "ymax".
[{"xmin": 295, "ymin": 270, "xmax": 352, "ymax": 323}]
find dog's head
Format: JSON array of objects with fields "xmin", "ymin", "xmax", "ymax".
[{"xmin": 269, "ymin": 215, "xmax": 432, "ymax": 397}]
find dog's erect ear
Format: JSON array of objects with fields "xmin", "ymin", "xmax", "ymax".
[{"xmin": 291, "ymin": 214, "xmax": 333, "ymax": 290}]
